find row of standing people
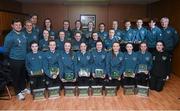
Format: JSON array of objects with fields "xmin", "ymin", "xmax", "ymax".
[
  {"xmin": 2, "ymin": 15, "xmax": 178, "ymax": 100},
  {"xmin": 23, "ymin": 15, "xmax": 179, "ymax": 54}
]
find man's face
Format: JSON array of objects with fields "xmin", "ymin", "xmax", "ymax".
[
  {"xmin": 11, "ymin": 22, "xmax": 22, "ymax": 32},
  {"xmin": 25, "ymin": 22, "xmax": 33, "ymax": 32},
  {"xmin": 31, "ymin": 15, "xmax": 38, "ymax": 25},
  {"xmin": 125, "ymin": 22, "xmax": 131, "ymax": 29},
  {"xmin": 99, "ymin": 24, "xmax": 105, "ymax": 31},
  {"xmin": 88, "ymin": 22, "xmax": 94, "ymax": 29},
  {"xmin": 161, "ymin": 19, "xmax": 169, "ymax": 28},
  {"xmin": 136, "ymin": 20, "xmax": 143, "ymax": 27},
  {"xmin": 112, "ymin": 21, "xmax": 118, "ymax": 29},
  {"xmin": 109, "ymin": 30, "xmax": 115, "ymax": 37}
]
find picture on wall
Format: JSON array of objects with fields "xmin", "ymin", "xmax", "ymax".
[{"xmin": 80, "ymin": 14, "xmax": 96, "ymax": 29}]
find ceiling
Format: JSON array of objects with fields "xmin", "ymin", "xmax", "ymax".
[{"xmin": 15, "ymin": 0, "xmax": 160, "ymax": 5}]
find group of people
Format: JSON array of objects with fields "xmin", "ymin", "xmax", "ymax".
[{"xmin": 2, "ymin": 13, "xmax": 179, "ymax": 100}]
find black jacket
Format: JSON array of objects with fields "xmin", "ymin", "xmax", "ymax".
[{"xmin": 150, "ymin": 51, "xmax": 171, "ymax": 78}]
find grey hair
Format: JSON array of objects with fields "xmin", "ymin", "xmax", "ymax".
[{"xmin": 160, "ymin": 17, "xmax": 169, "ymax": 22}]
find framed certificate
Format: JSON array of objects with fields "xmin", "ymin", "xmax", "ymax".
[
  {"xmin": 111, "ymin": 71, "xmax": 119, "ymax": 79},
  {"xmin": 33, "ymin": 88, "xmax": 46, "ymax": 100},
  {"xmin": 137, "ymin": 85, "xmax": 149, "ymax": 96},
  {"xmin": 50, "ymin": 67, "xmax": 59, "ymax": 76},
  {"xmin": 95, "ymin": 69, "xmax": 104, "ymax": 78},
  {"xmin": 138, "ymin": 64, "xmax": 148, "ymax": 73},
  {"xmin": 78, "ymin": 69, "xmax": 90, "ymax": 77},
  {"xmin": 123, "ymin": 85, "xmax": 135, "ymax": 95},
  {"xmin": 64, "ymin": 73, "xmax": 74, "ymax": 82}
]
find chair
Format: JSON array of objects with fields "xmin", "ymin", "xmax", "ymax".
[{"xmin": 0, "ymin": 64, "xmax": 12, "ymax": 100}]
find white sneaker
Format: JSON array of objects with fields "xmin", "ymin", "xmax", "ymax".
[
  {"xmin": 21, "ymin": 88, "xmax": 31, "ymax": 95},
  {"xmin": 17, "ymin": 93, "xmax": 25, "ymax": 100}
]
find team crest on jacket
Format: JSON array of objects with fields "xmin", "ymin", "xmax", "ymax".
[
  {"xmin": 48, "ymin": 56, "xmax": 52, "ymax": 59},
  {"xmin": 133, "ymin": 57, "xmax": 137, "ymax": 61},
  {"xmin": 117, "ymin": 32, "xmax": 121, "ymax": 35},
  {"xmin": 102, "ymin": 55, "xmax": 105, "ymax": 59},
  {"xmin": 72, "ymin": 55, "xmax": 74, "ymax": 60},
  {"xmin": 141, "ymin": 30, "xmax": 145, "ymax": 34},
  {"xmin": 162, "ymin": 56, "xmax": 167, "ymax": 60},
  {"xmin": 33, "ymin": 35, "xmax": 37, "ymax": 39},
  {"xmin": 17, "ymin": 38, "xmax": 21, "ymax": 44},
  {"xmin": 129, "ymin": 33, "xmax": 132, "ymax": 36},
  {"xmin": 36, "ymin": 28, "xmax": 39, "ymax": 32},
  {"xmin": 167, "ymin": 30, "xmax": 171, "ymax": 34},
  {"xmin": 119, "ymin": 57, "xmax": 123, "ymax": 61},
  {"xmin": 153, "ymin": 56, "xmax": 155, "ymax": 60},
  {"xmin": 23, "ymin": 35, "xmax": 26, "ymax": 39},
  {"xmin": 38, "ymin": 56, "xmax": 42, "ymax": 59},
  {"xmin": 145, "ymin": 57, "xmax": 150, "ymax": 61},
  {"xmin": 78, "ymin": 57, "xmax": 80, "ymax": 61},
  {"xmin": 87, "ymin": 56, "xmax": 90, "ymax": 60}
]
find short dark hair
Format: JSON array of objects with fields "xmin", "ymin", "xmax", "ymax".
[
  {"xmin": 44, "ymin": 18, "xmax": 52, "ymax": 28},
  {"xmin": 30, "ymin": 40, "xmax": 39, "ymax": 47},
  {"xmin": 149, "ymin": 19, "xmax": 156, "ymax": 23},
  {"xmin": 124, "ymin": 20, "xmax": 131, "ymax": 23},
  {"xmin": 29, "ymin": 13, "xmax": 38, "ymax": 18},
  {"xmin": 11, "ymin": 18, "xmax": 22, "ymax": 24},
  {"xmin": 156, "ymin": 40, "xmax": 166, "ymax": 50},
  {"xmin": 96, "ymin": 39, "xmax": 103, "ymax": 45},
  {"xmin": 126, "ymin": 42, "xmax": 133, "ymax": 47},
  {"xmin": 48, "ymin": 40, "xmax": 56, "ymax": 45},
  {"xmin": 63, "ymin": 20, "xmax": 70, "ymax": 24},
  {"xmin": 109, "ymin": 28, "xmax": 115, "ymax": 31},
  {"xmin": 24, "ymin": 19, "xmax": 32, "ymax": 25},
  {"xmin": 75, "ymin": 20, "xmax": 81, "ymax": 24},
  {"xmin": 74, "ymin": 31, "xmax": 82, "ymax": 36},
  {"xmin": 88, "ymin": 21, "xmax": 94, "ymax": 25},
  {"xmin": 58, "ymin": 30, "xmax": 65, "ymax": 34},
  {"xmin": 99, "ymin": 23, "xmax": 106, "ymax": 27},
  {"xmin": 113, "ymin": 20, "xmax": 119, "ymax": 23}
]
